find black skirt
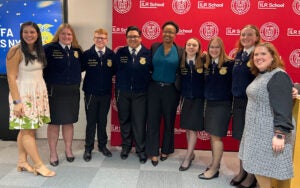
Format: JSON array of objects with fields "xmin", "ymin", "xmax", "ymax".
[
  {"xmin": 232, "ymin": 97, "xmax": 247, "ymax": 140},
  {"xmin": 47, "ymin": 84, "xmax": 80, "ymax": 125},
  {"xmin": 180, "ymin": 98, "xmax": 204, "ymax": 131},
  {"xmin": 204, "ymin": 100, "xmax": 232, "ymax": 137}
]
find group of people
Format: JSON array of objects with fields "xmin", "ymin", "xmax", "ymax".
[{"xmin": 6, "ymin": 20, "xmax": 297, "ymax": 188}]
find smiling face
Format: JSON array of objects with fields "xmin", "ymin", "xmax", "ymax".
[
  {"xmin": 240, "ymin": 27, "xmax": 259, "ymax": 50},
  {"xmin": 162, "ymin": 24, "xmax": 176, "ymax": 44},
  {"xmin": 208, "ymin": 39, "xmax": 221, "ymax": 60},
  {"xmin": 253, "ymin": 46, "xmax": 273, "ymax": 72},
  {"xmin": 126, "ymin": 30, "xmax": 141, "ymax": 49},
  {"xmin": 58, "ymin": 28, "xmax": 73, "ymax": 45},
  {"xmin": 22, "ymin": 25, "xmax": 38, "ymax": 47},
  {"xmin": 94, "ymin": 33, "xmax": 108, "ymax": 49},
  {"xmin": 185, "ymin": 38, "xmax": 200, "ymax": 57}
]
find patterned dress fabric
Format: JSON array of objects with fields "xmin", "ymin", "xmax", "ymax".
[
  {"xmin": 9, "ymin": 53, "xmax": 50, "ymax": 129},
  {"xmin": 239, "ymin": 68, "xmax": 293, "ymax": 180}
]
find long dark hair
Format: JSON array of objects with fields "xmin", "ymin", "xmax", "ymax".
[{"xmin": 20, "ymin": 21, "xmax": 47, "ymax": 66}]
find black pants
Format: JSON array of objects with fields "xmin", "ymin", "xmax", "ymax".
[
  {"xmin": 116, "ymin": 90, "xmax": 147, "ymax": 154},
  {"xmin": 84, "ymin": 94, "xmax": 111, "ymax": 152},
  {"xmin": 146, "ymin": 82, "xmax": 180, "ymax": 156},
  {"xmin": 232, "ymin": 97, "xmax": 247, "ymax": 140}
]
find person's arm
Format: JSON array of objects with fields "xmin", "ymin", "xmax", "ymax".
[
  {"xmin": 6, "ymin": 45, "xmax": 24, "ymax": 117},
  {"xmin": 268, "ymin": 71, "xmax": 293, "ymax": 152}
]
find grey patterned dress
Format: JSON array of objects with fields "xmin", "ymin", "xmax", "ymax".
[{"xmin": 239, "ymin": 68, "xmax": 294, "ymax": 180}]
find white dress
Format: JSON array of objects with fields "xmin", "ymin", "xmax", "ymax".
[{"xmin": 9, "ymin": 53, "xmax": 50, "ymax": 129}]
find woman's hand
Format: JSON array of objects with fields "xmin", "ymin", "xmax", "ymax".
[
  {"xmin": 13, "ymin": 103, "xmax": 24, "ymax": 118},
  {"xmin": 272, "ymin": 135, "xmax": 285, "ymax": 153},
  {"xmin": 292, "ymin": 87, "xmax": 298, "ymax": 99}
]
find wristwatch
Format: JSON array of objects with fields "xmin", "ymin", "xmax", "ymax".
[
  {"xmin": 275, "ymin": 133, "xmax": 285, "ymax": 139},
  {"xmin": 13, "ymin": 100, "xmax": 21, "ymax": 105}
]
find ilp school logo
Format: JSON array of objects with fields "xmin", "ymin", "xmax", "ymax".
[
  {"xmin": 231, "ymin": 0, "xmax": 250, "ymax": 15},
  {"xmin": 199, "ymin": 21, "xmax": 219, "ymax": 40},
  {"xmin": 260, "ymin": 22, "xmax": 279, "ymax": 41},
  {"xmin": 172, "ymin": 0, "xmax": 191, "ymax": 15},
  {"xmin": 289, "ymin": 49, "xmax": 300, "ymax": 68},
  {"xmin": 142, "ymin": 21, "xmax": 160, "ymax": 40},
  {"xmin": 293, "ymin": 0, "xmax": 300, "ymax": 15},
  {"xmin": 113, "ymin": 0, "xmax": 132, "ymax": 14}
]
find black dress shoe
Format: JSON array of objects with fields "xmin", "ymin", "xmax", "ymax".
[
  {"xmin": 120, "ymin": 149, "xmax": 129, "ymax": 160},
  {"xmin": 160, "ymin": 154, "xmax": 168, "ymax": 161},
  {"xmin": 179, "ymin": 160, "xmax": 192, "ymax": 171},
  {"xmin": 138, "ymin": 153, "xmax": 147, "ymax": 164},
  {"xmin": 230, "ymin": 172, "xmax": 248, "ymax": 186},
  {"xmin": 83, "ymin": 151, "xmax": 92, "ymax": 162},
  {"xmin": 151, "ymin": 159, "xmax": 158, "ymax": 166},
  {"xmin": 198, "ymin": 171, "xmax": 219, "ymax": 180},
  {"xmin": 65, "ymin": 153, "xmax": 75, "ymax": 162},
  {"xmin": 238, "ymin": 179, "xmax": 257, "ymax": 188},
  {"xmin": 50, "ymin": 160, "xmax": 59, "ymax": 167},
  {"xmin": 99, "ymin": 147, "xmax": 112, "ymax": 157}
]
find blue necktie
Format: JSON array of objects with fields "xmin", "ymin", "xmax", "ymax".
[
  {"xmin": 189, "ymin": 60, "xmax": 194, "ymax": 70},
  {"xmin": 131, "ymin": 49, "xmax": 137, "ymax": 62},
  {"xmin": 212, "ymin": 61, "xmax": 217, "ymax": 74},
  {"xmin": 65, "ymin": 46, "xmax": 70, "ymax": 56},
  {"xmin": 241, "ymin": 51, "xmax": 248, "ymax": 62}
]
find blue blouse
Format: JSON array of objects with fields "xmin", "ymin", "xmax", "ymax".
[{"xmin": 151, "ymin": 45, "xmax": 179, "ymax": 83}]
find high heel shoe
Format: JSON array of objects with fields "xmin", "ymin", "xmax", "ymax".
[
  {"xmin": 160, "ymin": 154, "xmax": 168, "ymax": 161},
  {"xmin": 49, "ymin": 160, "xmax": 59, "ymax": 167},
  {"xmin": 65, "ymin": 153, "xmax": 75, "ymax": 162},
  {"xmin": 238, "ymin": 179, "xmax": 257, "ymax": 188},
  {"xmin": 179, "ymin": 160, "xmax": 192, "ymax": 171},
  {"xmin": 33, "ymin": 164, "xmax": 56, "ymax": 177},
  {"xmin": 230, "ymin": 171, "xmax": 248, "ymax": 186},
  {"xmin": 151, "ymin": 157, "xmax": 158, "ymax": 167},
  {"xmin": 198, "ymin": 171, "xmax": 219, "ymax": 180},
  {"xmin": 17, "ymin": 162, "xmax": 34, "ymax": 173}
]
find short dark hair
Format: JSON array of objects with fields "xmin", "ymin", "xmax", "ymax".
[
  {"xmin": 126, "ymin": 26, "xmax": 141, "ymax": 36},
  {"xmin": 162, "ymin": 21, "xmax": 179, "ymax": 33}
]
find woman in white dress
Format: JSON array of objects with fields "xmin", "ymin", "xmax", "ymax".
[{"xmin": 6, "ymin": 21, "xmax": 55, "ymax": 177}]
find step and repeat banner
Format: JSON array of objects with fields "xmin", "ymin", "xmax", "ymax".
[{"xmin": 111, "ymin": 0, "xmax": 300, "ymax": 151}]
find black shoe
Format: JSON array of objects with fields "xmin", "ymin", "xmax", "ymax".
[
  {"xmin": 238, "ymin": 179, "xmax": 257, "ymax": 188},
  {"xmin": 83, "ymin": 151, "xmax": 92, "ymax": 162},
  {"xmin": 179, "ymin": 160, "xmax": 192, "ymax": 171},
  {"xmin": 151, "ymin": 159, "xmax": 158, "ymax": 166},
  {"xmin": 160, "ymin": 154, "xmax": 168, "ymax": 161},
  {"xmin": 138, "ymin": 153, "xmax": 147, "ymax": 164},
  {"xmin": 50, "ymin": 160, "xmax": 59, "ymax": 167},
  {"xmin": 99, "ymin": 147, "xmax": 112, "ymax": 157},
  {"xmin": 198, "ymin": 171, "xmax": 219, "ymax": 180},
  {"xmin": 65, "ymin": 153, "xmax": 75, "ymax": 162},
  {"xmin": 230, "ymin": 172, "xmax": 248, "ymax": 186},
  {"xmin": 120, "ymin": 149, "xmax": 130, "ymax": 160}
]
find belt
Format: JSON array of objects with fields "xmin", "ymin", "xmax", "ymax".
[{"xmin": 153, "ymin": 81, "xmax": 173, "ymax": 87}]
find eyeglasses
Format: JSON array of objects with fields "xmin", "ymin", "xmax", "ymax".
[
  {"xmin": 126, "ymin": 35, "xmax": 140, "ymax": 39},
  {"xmin": 94, "ymin": 37, "xmax": 107, "ymax": 41}
]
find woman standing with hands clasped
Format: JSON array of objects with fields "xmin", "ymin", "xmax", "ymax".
[
  {"xmin": 178, "ymin": 38, "xmax": 205, "ymax": 171},
  {"xmin": 6, "ymin": 21, "xmax": 55, "ymax": 177},
  {"xmin": 198, "ymin": 36, "xmax": 234, "ymax": 180},
  {"xmin": 239, "ymin": 42, "xmax": 294, "ymax": 188},
  {"xmin": 43, "ymin": 23, "xmax": 83, "ymax": 166}
]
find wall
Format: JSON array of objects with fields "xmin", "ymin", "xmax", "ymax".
[{"xmin": 36, "ymin": 0, "xmax": 112, "ymax": 139}]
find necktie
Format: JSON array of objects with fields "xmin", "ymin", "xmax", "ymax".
[
  {"xmin": 65, "ymin": 46, "xmax": 70, "ymax": 56},
  {"xmin": 131, "ymin": 48, "xmax": 137, "ymax": 62},
  {"xmin": 212, "ymin": 61, "xmax": 217, "ymax": 74},
  {"xmin": 188, "ymin": 60, "xmax": 194, "ymax": 70},
  {"xmin": 241, "ymin": 51, "xmax": 248, "ymax": 62},
  {"xmin": 98, "ymin": 50, "xmax": 103, "ymax": 58}
]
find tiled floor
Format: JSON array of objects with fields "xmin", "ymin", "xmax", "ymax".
[{"xmin": 0, "ymin": 139, "xmax": 242, "ymax": 188}]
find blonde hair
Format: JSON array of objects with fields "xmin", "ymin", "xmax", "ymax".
[
  {"xmin": 51, "ymin": 23, "xmax": 81, "ymax": 50},
  {"xmin": 205, "ymin": 36, "xmax": 231, "ymax": 69}
]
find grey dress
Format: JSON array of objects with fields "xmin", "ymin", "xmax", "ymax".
[{"xmin": 239, "ymin": 68, "xmax": 294, "ymax": 180}]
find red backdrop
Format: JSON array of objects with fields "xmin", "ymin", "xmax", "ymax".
[{"xmin": 111, "ymin": 0, "xmax": 300, "ymax": 151}]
